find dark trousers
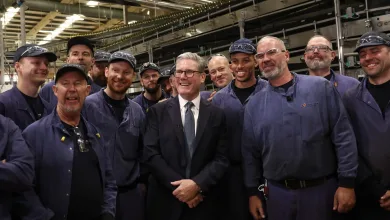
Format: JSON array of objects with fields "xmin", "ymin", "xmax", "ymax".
[
  {"xmin": 267, "ymin": 178, "xmax": 342, "ymax": 220},
  {"xmin": 116, "ymin": 185, "xmax": 145, "ymax": 220},
  {"xmin": 346, "ymin": 195, "xmax": 390, "ymax": 220},
  {"xmin": 215, "ymin": 165, "xmax": 252, "ymax": 220}
]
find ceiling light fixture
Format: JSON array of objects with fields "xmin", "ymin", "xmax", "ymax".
[
  {"xmin": 86, "ymin": 1, "xmax": 99, "ymax": 7},
  {"xmin": 39, "ymin": 14, "xmax": 85, "ymax": 45},
  {"xmin": 1, "ymin": 7, "xmax": 20, "ymax": 27}
]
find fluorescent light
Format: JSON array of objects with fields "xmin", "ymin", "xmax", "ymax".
[
  {"xmin": 86, "ymin": 1, "xmax": 99, "ymax": 7},
  {"xmin": 39, "ymin": 14, "xmax": 85, "ymax": 45},
  {"xmin": 200, "ymin": 0, "xmax": 213, "ymax": 2},
  {"xmin": 128, "ymin": 20, "xmax": 137, "ymax": 24},
  {"xmin": 1, "ymin": 7, "xmax": 20, "ymax": 27},
  {"xmin": 147, "ymin": 10, "xmax": 150, "ymax": 15}
]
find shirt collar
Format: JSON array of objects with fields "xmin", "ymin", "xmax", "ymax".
[{"xmin": 178, "ymin": 93, "xmax": 201, "ymax": 110}]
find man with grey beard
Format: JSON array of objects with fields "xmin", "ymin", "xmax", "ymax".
[
  {"xmin": 242, "ymin": 36, "xmax": 358, "ymax": 220},
  {"xmin": 304, "ymin": 35, "xmax": 359, "ymax": 96}
]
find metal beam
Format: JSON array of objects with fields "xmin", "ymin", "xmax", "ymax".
[
  {"xmin": 94, "ymin": 19, "xmax": 122, "ymax": 32},
  {"xmin": 27, "ymin": 12, "xmax": 60, "ymax": 39},
  {"xmin": 20, "ymin": 0, "xmax": 145, "ymax": 20}
]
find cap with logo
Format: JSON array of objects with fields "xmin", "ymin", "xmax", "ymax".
[
  {"xmin": 157, "ymin": 66, "xmax": 174, "ymax": 83},
  {"xmin": 67, "ymin": 36, "xmax": 95, "ymax": 55},
  {"xmin": 94, "ymin": 51, "xmax": 111, "ymax": 62},
  {"xmin": 13, "ymin": 44, "xmax": 57, "ymax": 64},
  {"xmin": 55, "ymin": 64, "xmax": 88, "ymax": 83},
  {"xmin": 139, "ymin": 62, "xmax": 160, "ymax": 76},
  {"xmin": 108, "ymin": 51, "xmax": 136, "ymax": 69},
  {"xmin": 229, "ymin": 38, "xmax": 257, "ymax": 55},
  {"xmin": 354, "ymin": 31, "xmax": 390, "ymax": 52}
]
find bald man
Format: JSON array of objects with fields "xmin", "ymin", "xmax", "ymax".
[
  {"xmin": 304, "ymin": 35, "xmax": 359, "ymax": 96},
  {"xmin": 201, "ymin": 54, "xmax": 234, "ymax": 101}
]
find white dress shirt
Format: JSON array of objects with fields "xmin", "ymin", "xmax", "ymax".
[{"xmin": 178, "ymin": 94, "xmax": 200, "ymax": 135}]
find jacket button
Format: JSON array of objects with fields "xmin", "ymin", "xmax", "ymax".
[
  {"xmin": 69, "ymin": 147, "xmax": 72, "ymax": 150},
  {"xmin": 66, "ymin": 193, "xmax": 69, "ymax": 196},
  {"xmin": 68, "ymin": 169, "xmax": 71, "ymax": 173}
]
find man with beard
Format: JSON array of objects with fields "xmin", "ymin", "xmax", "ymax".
[
  {"xmin": 40, "ymin": 36, "xmax": 101, "ymax": 108},
  {"xmin": 133, "ymin": 62, "xmax": 165, "ymax": 113},
  {"xmin": 242, "ymin": 36, "xmax": 358, "ymax": 220},
  {"xmin": 90, "ymin": 50, "xmax": 111, "ymax": 87},
  {"xmin": 0, "ymin": 44, "xmax": 57, "ymax": 130},
  {"xmin": 158, "ymin": 69, "xmax": 173, "ymax": 97},
  {"xmin": 211, "ymin": 38, "xmax": 267, "ymax": 220},
  {"xmin": 304, "ymin": 35, "xmax": 359, "ymax": 96},
  {"xmin": 84, "ymin": 51, "xmax": 145, "ymax": 220},
  {"xmin": 343, "ymin": 31, "xmax": 390, "ymax": 219},
  {"xmin": 201, "ymin": 54, "xmax": 234, "ymax": 101},
  {"xmin": 19, "ymin": 64, "xmax": 117, "ymax": 220}
]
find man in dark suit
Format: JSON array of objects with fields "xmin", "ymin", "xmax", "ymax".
[{"xmin": 143, "ymin": 52, "xmax": 229, "ymax": 220}]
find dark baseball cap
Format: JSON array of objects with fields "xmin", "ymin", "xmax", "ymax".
[
  {"xmin": 13, "ymin": 44, "xmax": 57, "ymax": 64},
  {"xmin": 67, "ymin": 36, "xmax": 94, "ymax": 55},
  {"xmin": 94, "ymin": 51, "xmax": 111, "ymax": 62},
  {"xmin": 157, "ymin": 67, "xmax": 172, "ymax": 83},
  {"xmin": 55, "ymin": 64, "xmax": 88, "ymax": 83},
  {"xmin": 139, "ymin": 62, "xmax": 160, "ymax": 76},
  {"xmin": 229, "ymin": 38, "xmax": 257, "ymax": 55},
  {"xmin": 108, "ymin": 51, "xmax": 136, "ymax": 69},
  {"xmin": 354, "ymin": 31, "xmax": 390, "ymax": 52}
]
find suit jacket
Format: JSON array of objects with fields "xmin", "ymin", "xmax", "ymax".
[{"xmin": 143, "ymin": 96, "xmax": 228, "ymax": 220}]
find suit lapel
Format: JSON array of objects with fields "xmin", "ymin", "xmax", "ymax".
[
  {"xmin": 168, "ymin": 97, "xmax": 186, "ymax": 150},
  {"xmin": 192, "ymin": 99, "xmax": 211, "ymax": 151}
]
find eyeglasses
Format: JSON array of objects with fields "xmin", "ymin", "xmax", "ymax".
[
  {"xmin": 174, "ymin": 70, "xmax": 200, "ymax": 78},
  {"xmin": 305, "ymin": 45, "xmax": 332, "ymax": 53},
  {"xmin": 356, "ymin": 35, "xmax": 390, "ymax": 49},
  {"xmin": 21, "ymin": 46, "xmax": 48, "ymax": 57},
  {"xmin": 229, "ymin": 43, "xmax": 257, "ymax": 54},
  {"xmin": 207, "ymin": 53, "xmax": 227, "ymax": 62},
  {"xmin": 73, "ymin": 126, "xmax": 89, "ymax": 153},
  {"xmin": 255, "ymin": 48, "xmax": 286, "ymax": 60}
]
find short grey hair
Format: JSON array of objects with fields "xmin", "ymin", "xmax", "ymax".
[
  {"xmin": 257, "ymin": 36, "xmax": 287, "ymax": 51},
  {"xmin": 176, "ymin": 52, "xmax": 206, "ymax": 73},
  {"xmin": 307, "ymin": 35, "xmax": 333, "ymax": 50}
]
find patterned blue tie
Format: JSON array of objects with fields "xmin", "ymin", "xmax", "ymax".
[{"xmin": 184, "ymin": 101, "xmax": 195, "ymax": 177}]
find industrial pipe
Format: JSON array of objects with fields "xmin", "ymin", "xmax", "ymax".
[
  {"xmin": 334, "ymin": 0, "xmax": 345, "ymax": 75},
  {"xmin": 20, "ymin": 3, "xmax": 26, "ymax": 46},
  {"xmin": 0, "ymin": 19, "xmax": 4, "ymax": 85}
]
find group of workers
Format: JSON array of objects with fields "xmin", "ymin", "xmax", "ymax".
[{"xmin": 0, "ymin": 29, "xmax": 389, "ymax": 220}]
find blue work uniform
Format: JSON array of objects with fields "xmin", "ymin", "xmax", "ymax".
[
  {"xmin": 18, "ymin": 110, "xmax": 117, "ymax": 220},
  {"xmin": 212, "ymin": 79, "xmax": 267, "ymax": 220},
  {"xmin": 84, "ymin": 90, "xmax": 145, "ymax": 220},
  {"xmin": 343, "ymin": 77, "xmax": 390, "ymax": 220},
  {"xmin": 317, "ymin": 69, "xmax": 360, "ymax": 96},
  {"xmin": 39, "ymin": 77, "xmax": 101, "ymax": 109},
  {"xmin": 200, "ymin": 91, "xmax": 213, "ymax": 100},
  {"xmin": 242, "ymin": 73, "xmax": 358, "ymax": 220},
  {"xmin": 0, "ymin": 115, "xmax": 34, "ymax": 220},
  {"xmin": 0, "ymin": 86, "xmax": 53, "ymax": 130},
  {"xmin": 132, "ymin": 91, "xmax": 166, "ymax": 113}
]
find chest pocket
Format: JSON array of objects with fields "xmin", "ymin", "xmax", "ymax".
[
  {"xmin": 299, "ymin": 102, "xmax": 325, "ymax": 141},
  {"xmin": 118, "ymin": 123, "xmax": 140, "ymax": 160}
]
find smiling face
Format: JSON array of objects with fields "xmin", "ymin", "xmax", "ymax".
[
  {"xmin": 175, "ymin": 58, "xmax": 206, "ymax": 100},
  {"xmin": 230, "ymin": 53, "xmax": 256, "ymax": 84},
  {"xmin": 304, "ymin": 36, "xmax": 335, "ymax": 71},
  {"xmin": 105, "ymin": 61, "xmax": 135, "ymax": 95},
  {"xmin": 15, "ymin": 56, "xmax": 49, "ymax": 86},
  {"xmin": 256, "ymin": 38, "xmax": 289, "ymax": 80},
  {"xmin": 53, "ymin": 71, "xmax": 91, "ymax": 114},
  {"xmin": 208, "ymin": 56, "xmax": 233, "ymax": 88},
  {"xmin": 358, "ymin": 45, "xmax": 390, "ymax": 79}
]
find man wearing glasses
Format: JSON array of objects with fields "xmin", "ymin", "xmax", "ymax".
[
  {"xmin": 40, "ymin": 37, "xmax": 102, "ymax": 108},
  {"xmin": 242, "ymin": 36, "xmax": 358, "ymax": 220},
  {"xmin": 200, "ymin": 54, "xmax": 234, "ymax": 101},
  {"xmin": 20, "ymin": 64, "xmax": 117, "ymax": 220},
  {"xmin": 0, "ymin": 44, "xmax": 57, "ymax": 130},
  {"xmin": 91, "ymin": 50, "xmax": 111, "ymax": 87},
  {"xmin": 343, "ymin": 31, "xmax": 390, "ymax": 219},
  {"xmin": 133, "ymin": 62, "xmax": 166, "ymax": 113},
  {"xmin": 84, "ymin": 51, "xmax": 146, "ymax": 220},
  {"xmin": 304, "ymin": 35, "xmax": 359, "ymax": 96},
  {"xmin": 143, "ymin": 52, "xmax": 228, "ymax": 220},
  {"xmin": 211, "ymin": 38, "xmax": 267, "ymax": 220}
]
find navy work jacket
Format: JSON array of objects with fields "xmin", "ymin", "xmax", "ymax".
[{"xmin": 84, "ymin": 90, "xmax": 145, "ymax": 187}]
